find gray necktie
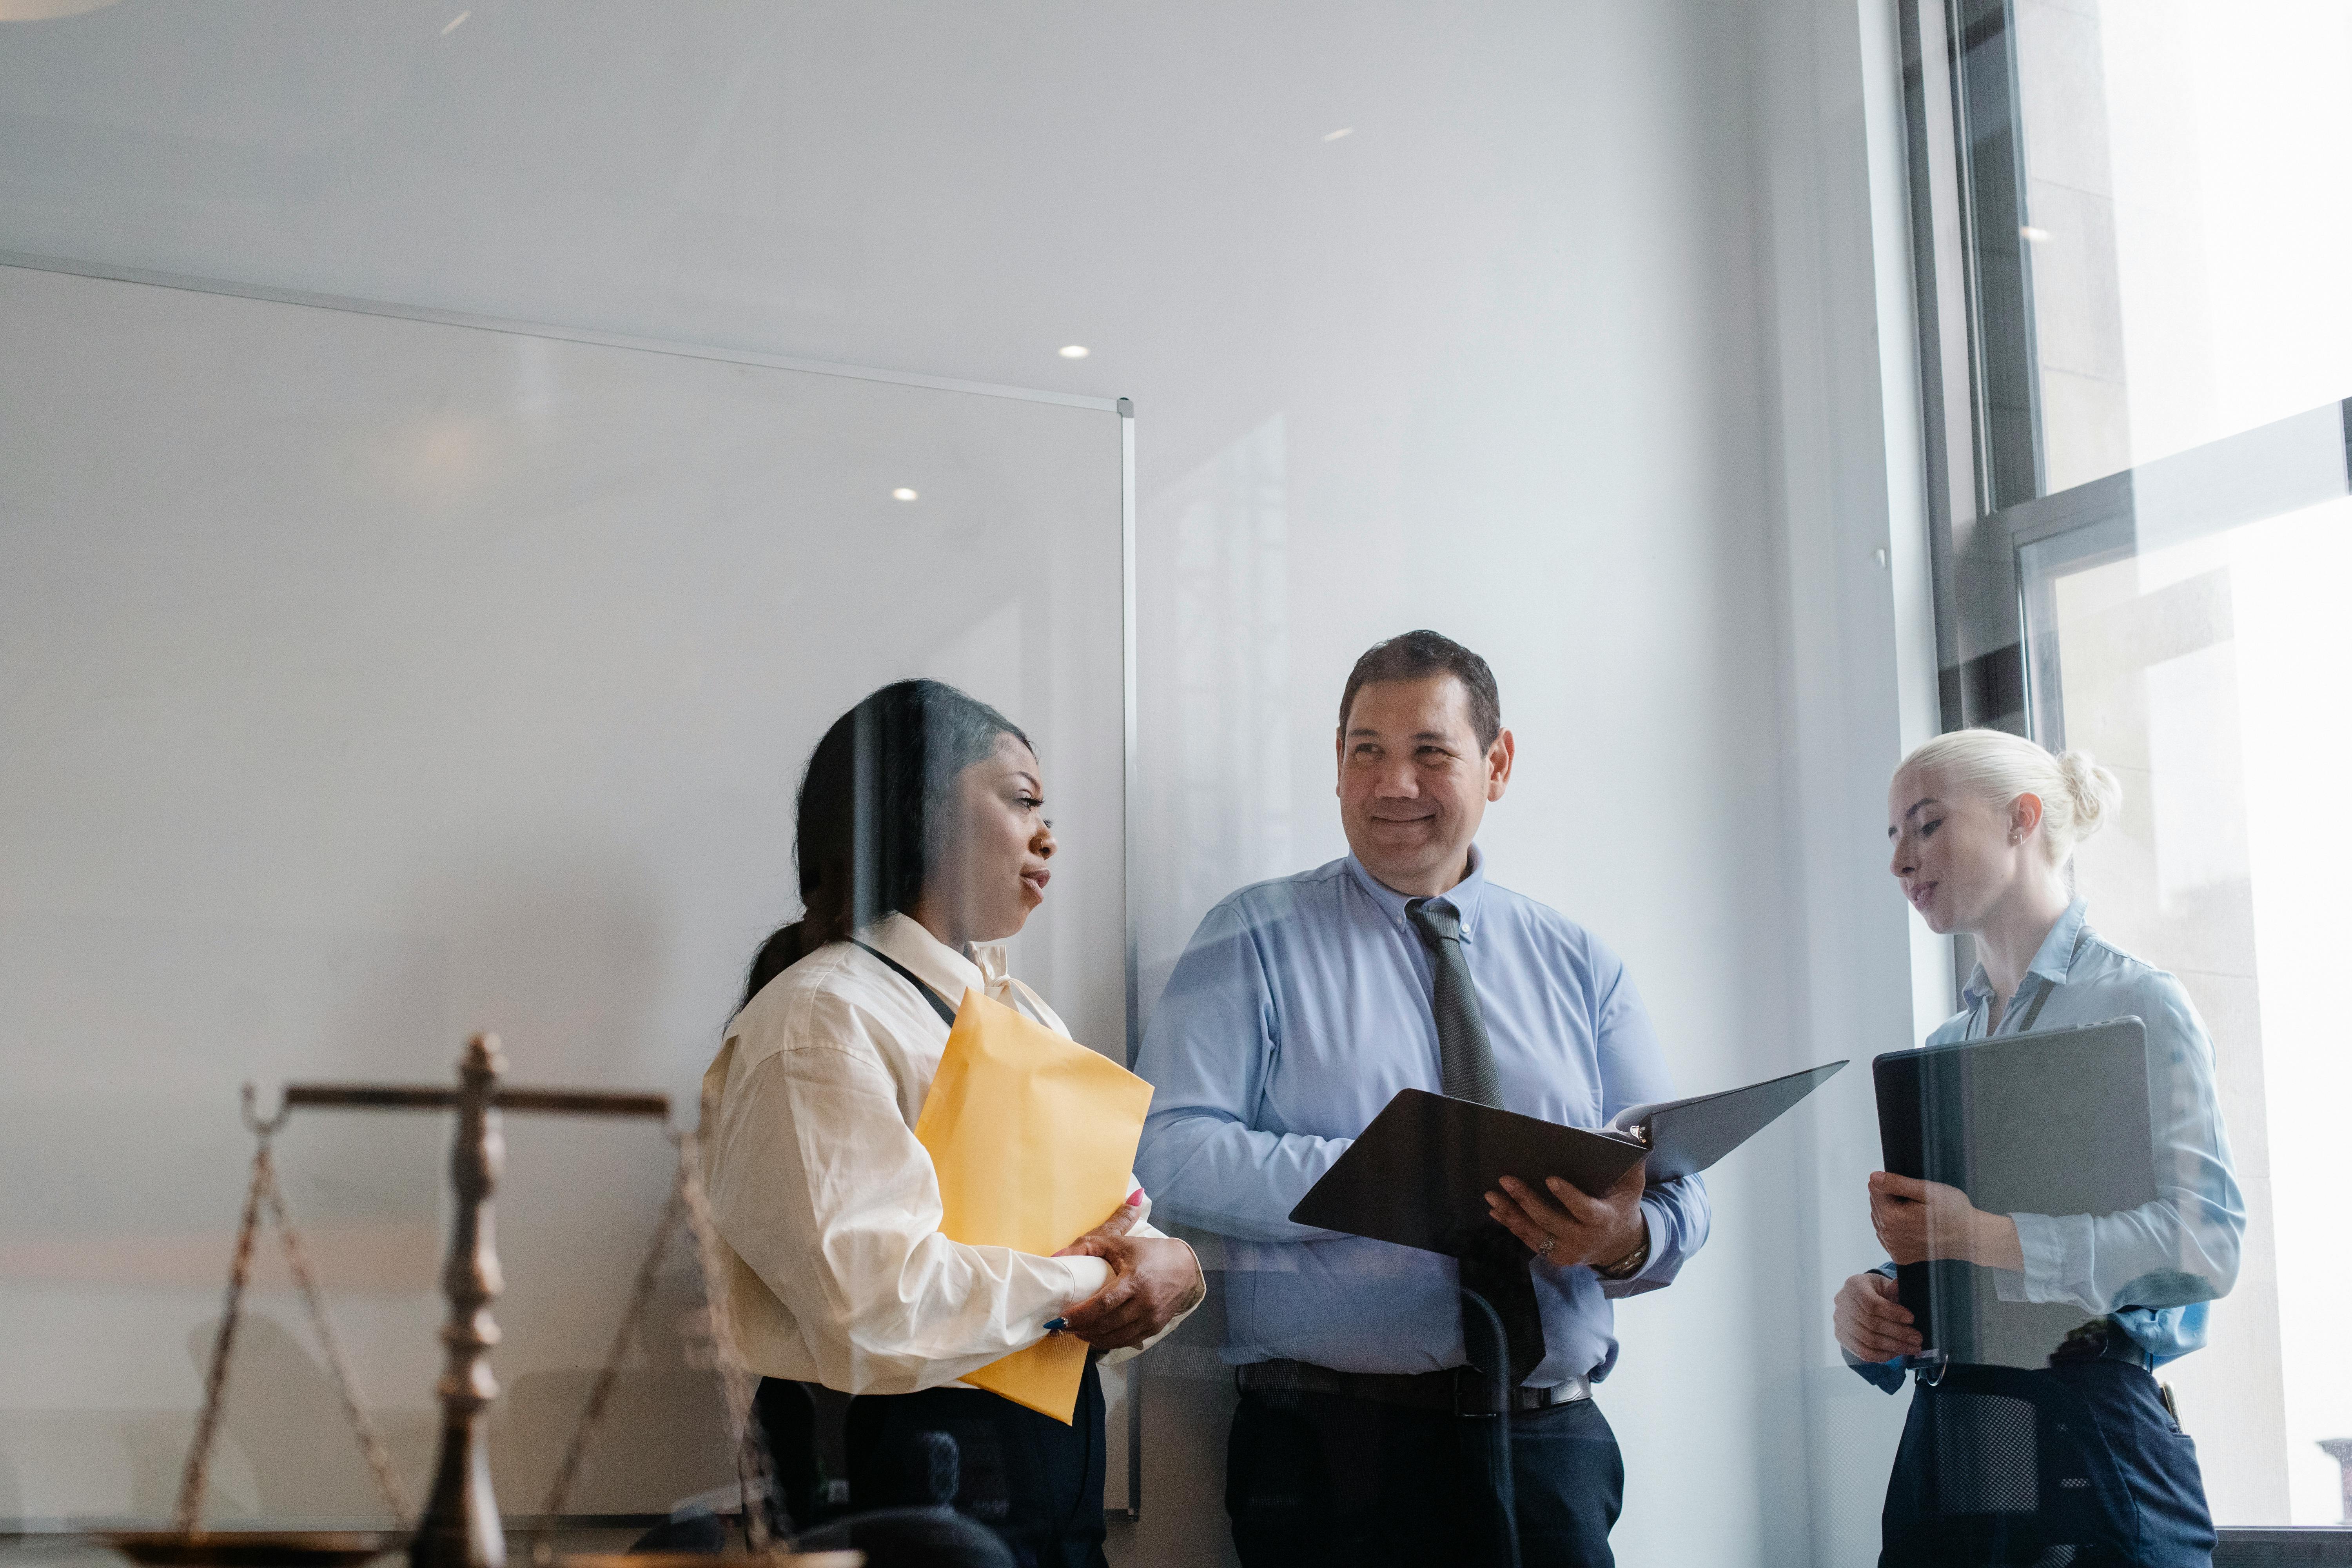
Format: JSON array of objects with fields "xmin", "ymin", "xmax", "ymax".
[
  {"xmin": 1406, "ymin": 897, "xmax": 1545, "ymax": 1389},
  {"xmin": 1406, "ymin": 898, "xmax": 1503, "ymax": 1106}
]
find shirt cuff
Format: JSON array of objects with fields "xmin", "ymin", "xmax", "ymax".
[
  {"xmin": 2005, "ymin": 1212, "xmax": 2067, "ymax": 1304},
  {"xmin": 1597, "ymin": 1200, "xmax": 1664, "ymax": 1294},
  {"xmin": 1058, "ymin": 1254, "xmax": 1114, "ymax": 1303},
  {"xmin": 1842, "ymin": 1346, "xmax": 1908, "ymax": 1393}
]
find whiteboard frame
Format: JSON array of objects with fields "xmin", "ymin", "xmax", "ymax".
[
  {"xmin": 0, "ymin": 250, "xmax": 1120, "ymax": 413},
  {"xmin": 0, "ymin": 249, "xmax": 1149, "ymax": 1521}
]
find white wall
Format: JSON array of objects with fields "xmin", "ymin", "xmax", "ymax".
[{"xmin": 0, "ymin": 2, "xmax": 1933, "ymax": 1562}]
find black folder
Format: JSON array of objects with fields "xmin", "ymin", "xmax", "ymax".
[
  {"xmin": 1288, "ymin": 1060, "xmax": 1846, "ymax": 1258},
  {"xmin": 1872, "ymin": 1018, "xmax": 2154, "ymax": 1367}
]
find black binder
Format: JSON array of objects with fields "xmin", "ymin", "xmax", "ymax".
[
  {"xmin": 1288, "ymin": 1061, "xmax": 1845, "ymax": 1258},
  {"xmin": 1872, "ymin": 1018, "xmax": 2154, "ymax": 1367}
]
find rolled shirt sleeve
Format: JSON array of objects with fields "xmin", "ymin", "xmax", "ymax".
[{"xmin": 1996, "ymin": 977, "xmax": 2243, "ymax": 1315}]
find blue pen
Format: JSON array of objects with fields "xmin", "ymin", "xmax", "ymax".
[{"xmin": 1044, "ymin": 1317, "xmax": 1068, "ymax": 1333}]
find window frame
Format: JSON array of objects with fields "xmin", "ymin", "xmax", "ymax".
[
  {"xmin": 1895, "ymin": 0, "xmax": 2352, "ymax": 1544},
  {"xmin": 1898, "ymin": 0, "xmax": 2352, "ymax": 749}
]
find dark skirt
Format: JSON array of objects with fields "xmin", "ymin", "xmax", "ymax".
[{"xmin": 1880, "ymin": 1360, "xmax": 2216, "ymax": 1567}]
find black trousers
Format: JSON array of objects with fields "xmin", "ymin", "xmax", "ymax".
[
  {"xmin": 1880, "ymin": 1361, "xmax": 2216, "ymax": 1567},
  {"xmin": 1227, "ymin": 1387, "xmax": 1624, "ymax": 1568},
  {"xmin": 751, "ymin": 1378, "xmax": 826, "ymax": 1533},
  {"xmin": 838, "ymin": 1359, "xmax": 1109, "ymax": 1568}
]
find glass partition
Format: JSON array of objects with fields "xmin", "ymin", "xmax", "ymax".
[
  {"xmin": 0, "ymin": 257, "xmax": 1131, "ymax": 1528},
  {"xmin": 1904, "ymin": 0, "xmax": 2352, "ymax": 1539},
  {"xmin": 2009, "ymin": 0, "xmax": 2352, "ymax": 494},
  {"xmin": 2013, "ymin": 415, "xmax": 2352, "ymax": 1526}
]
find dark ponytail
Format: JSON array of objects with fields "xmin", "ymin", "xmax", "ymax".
[{"xmin": 739, "ymin": 679, "xmax": 1031, "ymax": 1010}]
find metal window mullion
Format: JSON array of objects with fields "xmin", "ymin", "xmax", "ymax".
[
  {"xmin": 1950, "ymin": 0, "xmax": 2045, "ymax": 514},
  {"xmin": 1902, "ymin": 0, "xmax": 2032, "ymax": 734},
  {"xmin": 1900, "ymin": 0, "xmax": 1971, "ymax": 731},
  {"xmin": 2000, "ymin": 395, "xmax": 2352, "ymax": 744}
]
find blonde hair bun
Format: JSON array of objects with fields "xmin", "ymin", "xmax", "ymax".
[
  {"xmin": 1896, "ymin": 728, "xmax": 2125, "ymax": 866},
  {"xmin": 2056, "ymin": 749, "xmax": 2122, "ymax": 844}
]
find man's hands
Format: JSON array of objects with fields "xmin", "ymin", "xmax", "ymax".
[
  {"xmin": 1482, "ymin": 1158, "xmax": 1649, "ymax": 1272},
  {"xmin": 1054, "ymin": 1196, "xmax": 1207, "ymax": 1352},
  {"xmin": 1833, "ymin": 1270, "xmax": 1922, "ymax": 1362},
  {"xmin": 1868, "ymin": 1172, "xmax": 2022, "ymax": 1269}
]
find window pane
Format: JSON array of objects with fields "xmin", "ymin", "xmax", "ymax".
[
  {"xmin": 2036, "ymin": 497, "xmax": 2352, "ymax": 1526},
  {"xmin": 2012, "ymin": 0, "xmax": 2352, "ymax": 492}
]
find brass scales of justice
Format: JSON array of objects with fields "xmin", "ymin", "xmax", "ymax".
[{"xmin": 102, "ymin": 1034, "xmax": 855, "ymax": 1568}]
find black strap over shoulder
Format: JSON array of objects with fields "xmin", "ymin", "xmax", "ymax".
[
  {"xmin": 1991, "ymin": 924, "xmax": 2092, "ymax": 1038},
  {"xmin": 852, "ymin": 940, "xmax": 959, "ymax": 1027}
]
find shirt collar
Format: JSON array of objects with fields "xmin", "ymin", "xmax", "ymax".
[
  {"xmin": 859, "ymin": 911, "xmax": 985, "ymax": 1008},
  {"xmin": 1960, "ymin": 897, "xmax": 2091, "ymax": 1008},
  {"xmin": 1344, "ymin": 843, "xmax": 1489, "ymax": 940}
]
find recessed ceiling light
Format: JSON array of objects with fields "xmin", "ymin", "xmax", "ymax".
[
  {"xmin": 892, "ymin": 488, "xmax": 918, "ymax": 501},
  {"xmin": 2019, "ymin": 225, "xmax": 2052, "ymax": 243},
  {"xmin": 1058, "ymin": 345, "xmax": 1090, "ymax": 359},
  {"xmin": 1322, "ymin": 127, "xmax": 1355, "ymax": 142}
]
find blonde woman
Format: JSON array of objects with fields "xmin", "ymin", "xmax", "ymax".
[{"xmin": 1835, "ymin": 729, "xmax": 2244, "ymax": 1567}]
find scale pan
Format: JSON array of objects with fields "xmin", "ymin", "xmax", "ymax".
[{"xmin": 98, "ymin": 1531, "xmax": 405, "ymax": 1567}]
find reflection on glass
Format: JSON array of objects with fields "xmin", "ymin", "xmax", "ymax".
[
  {"xmin": 2047, "ymin": 497, "xmax": 2352, "ymax": 1524},
  {"xmin": 2012, "ymin": 0, "xmax": 2352, "ymax": 490}
]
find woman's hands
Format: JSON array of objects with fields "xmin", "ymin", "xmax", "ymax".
[
  {"xmin": 1054, "ymin": 1192, "xmax": 1145, "ymax": 1256},
  {"xmin": 1829, "ymin": 1175, "xmax": 2025, "ymax": 1364},
  {"xmin": 1868, "ymin": 1172, "xmax": 2023, "ymax": 1269},
  {"xmin": 1053, "ymin": 1195, "xmax": 1207, "ymax": 1352},
  {"xmin": 1833, "ymin": 1270, "xmax": 1922, "ymax": 1361}
]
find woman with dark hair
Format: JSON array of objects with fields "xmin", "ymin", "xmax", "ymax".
[{"xmin": 702, "ymin": 679, "xmax": 1203, "ymax": 1568}]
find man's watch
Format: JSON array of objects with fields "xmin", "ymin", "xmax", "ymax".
[{"xmin": 1594, "ymin": 1227, "xmax": 1651, "ymax": 1281}]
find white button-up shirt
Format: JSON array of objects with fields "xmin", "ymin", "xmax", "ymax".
[{"xmin": 703, "ymin": 911, "xmax": 1185, "ymax": 1395}]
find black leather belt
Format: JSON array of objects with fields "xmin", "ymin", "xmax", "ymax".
[
  {"xmin": 1236, "ymin": 1358, "xmax": 1592, "ymax": 1417},
  {"xmin": 1916, "ymin": 1319, "xmax": 2156, "ymax": 1388}
]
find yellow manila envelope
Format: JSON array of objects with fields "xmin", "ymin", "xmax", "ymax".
[{"xmin": 914, "ymin": 987, "xmax": 1155, "ymax": 1423}]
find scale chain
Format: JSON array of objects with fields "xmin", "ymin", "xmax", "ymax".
[
  {"xmin": 173, "ymin": 1139, "xmax": 273, "ymax": 1534},
  {"xmin": 263, "ymin": 1167, "xmax": 414, "ymax": 1522},
  {"xmin": 173, "ymin": 1131, "xmax": 412, "ymax": 1535},
  {"xmin": 529, "ymin": 1115, "xmax": 785, "ymax": 1554},
  {"xmin": 677, "ymin": 1107, "xmax": 780, "ymax": 1552},
  {"xmin": 534, "ymin": 1180, "xmax": 688, "ymax": 1526}
]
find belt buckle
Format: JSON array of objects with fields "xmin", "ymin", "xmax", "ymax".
[{"xmin": 1452, "ymin": 1368, "xmax": 1505, "ymax": 1419}]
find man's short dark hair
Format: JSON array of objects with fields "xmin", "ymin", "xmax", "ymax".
[{"xmin": 1339, "ymin": 630, "xmax": 1502, "ymax": 751}]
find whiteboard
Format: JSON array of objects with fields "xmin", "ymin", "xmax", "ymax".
[{"xmin": 0, "ymin": 260, "xmax": 1132, "ymax": 1524}]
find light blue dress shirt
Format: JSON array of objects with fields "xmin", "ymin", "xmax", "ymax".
[
  {"xmin": 1854, "ymin": 899, "xmax": 2245, "ymax": 1392},
  {"xmin": 1133, "ymin": 847, "xmax": 1710, "ymax": 1387}
]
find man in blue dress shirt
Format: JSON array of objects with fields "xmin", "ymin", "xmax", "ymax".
[{"xmin": 1133, "ymin": 630, "xmax": 1710, "ymax": 1568}]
